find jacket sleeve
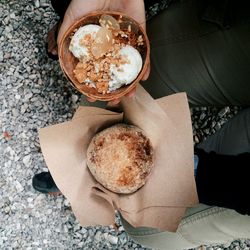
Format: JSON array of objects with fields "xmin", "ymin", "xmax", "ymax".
[{"xmin": 195, "ymin": 148, "xmax": 250, "ymax": 215}]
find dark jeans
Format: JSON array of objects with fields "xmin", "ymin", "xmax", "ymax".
[{"xmin": 143, "ymin": 0, "xmax": 250, "ymax": 106}]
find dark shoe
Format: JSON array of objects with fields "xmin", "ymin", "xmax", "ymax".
[{"xmin": 32, "ymin": 172, "xmax": 61, "ymax": 195}]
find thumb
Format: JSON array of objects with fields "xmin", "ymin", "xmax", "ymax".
[
  {"xmin": 141, "ymin": 63, "xmax": 150, "ymax": 81},
  {"xmin": 57, "ymin": 8, "xmax": 76, "ymax": 45}
]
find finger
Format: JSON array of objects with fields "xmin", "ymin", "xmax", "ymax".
[
  {"xmin": 87, "ymin": 97, "xmax": 97, "ymax": 102},
  {"xmin": 125, "ymin": 87, "xmax": 137, "ymax": 97},
  {"xmin": 57, "ymin": 15, "xmax": 74, "ymax": 45},
  {"xmin": 57, "ymin": 0, "xmax": 101, "ymax": 45},
  {"xmin": 108, "ymin": 99, "xmax": 121, "ymax": 106},
  {"xmin": 57, "ymin": 2, "xmax": 83, "ymax": 44},
  {"xmin": 139, "ymin": 20, "xmax": 146, "ymax": 32},
  {"xmin": 141, "ymin": 63, "xmax": 150, "ymax": 81}
]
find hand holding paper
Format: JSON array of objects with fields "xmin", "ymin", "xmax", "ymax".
[{"xmin": 39, "ymin": 85, "xmax": 198, "ymax": 232}]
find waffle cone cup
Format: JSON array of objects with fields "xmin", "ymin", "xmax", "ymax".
[{"xmin": 58, "ymin": 11, "xmax": 150, "ymax": 101}]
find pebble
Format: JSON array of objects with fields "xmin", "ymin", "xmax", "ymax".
[
  {"xmin": 21, "ymin": 104, "xmax": 29, "ymax": 114},
  {"xmin": 29, "ymin": 74, "xmax": 37, "ymax": 79},
  {"xmin": 4, "ymin": 52, "xmax": 11, "ymax": 59},
  {"xmin": 35, "ymin": 0, "xmax": 40, "ymax": 8},
  {"xmin": 107, "ymin": 235, "xmax": 119, "ymax": 245},
  {"xmin": 10, "ymin": 13, "xmax": 16, "ymax": 19},
  {"xmin": 0, "ymin": 50, "xmax": 3, "ymax": 61},
  {"xmin": 23, "ymin": 155, "xmax": 31, "ymax": 166},
  {"xmin": 14, "ymin": 180, "xmax": 24, "ymax": 192},
  {"xmin": 4, "ymin": 206, "xmax": 11, "ymax": 214},
  {"xmin": 24, "ymin": 93, "xmax": 33, "ymax": 100}
]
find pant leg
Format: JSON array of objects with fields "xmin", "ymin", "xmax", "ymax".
[
  {"xmin": 143, "ymin": 0, "xmax": 250, "ymax": 106},
  {"xmin": 120, "ymin": 205, "xmax": 250, "ymax": 250},
  {"xmin": 194, "ymin": 107, "xmax": 250, "ymax": 216},
  {"xmin": 197, "ymin": 107, "xmax": 250, "ymax": 154}
]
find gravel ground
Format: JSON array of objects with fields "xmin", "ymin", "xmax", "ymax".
[{"xmin": 0, "ymin": 0, "xmax": 249, "ymax": 249}]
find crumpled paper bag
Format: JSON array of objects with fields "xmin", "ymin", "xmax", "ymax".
[{"xmin": 39, "ymin": 85, "xmax": 198, "ymax": 232}]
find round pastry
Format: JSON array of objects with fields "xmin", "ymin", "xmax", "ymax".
[{"xmin": 86, "ymin": 124, "xmax": 154, "ymax": 194}]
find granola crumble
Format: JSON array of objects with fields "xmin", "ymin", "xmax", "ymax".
[{"xmin": 72, "ymin": 16, "xmax": 144, "ymax": 94}]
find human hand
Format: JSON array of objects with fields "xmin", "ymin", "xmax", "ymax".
[{"xmin": 58, "ymin": 0, "xmax": 150, "ymax": 103}]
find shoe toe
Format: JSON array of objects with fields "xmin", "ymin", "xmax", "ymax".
[{"xmin": 32, "ymin": 172, "xmax": 59, "ymax": 194}]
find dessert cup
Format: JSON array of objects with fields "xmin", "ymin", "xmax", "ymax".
[{"xmin": 59, "ymin": 11, "xmax": 150, "ymax": 101}]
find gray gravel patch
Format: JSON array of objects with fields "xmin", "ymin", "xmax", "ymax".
[{"xmin": 0, "ymin": 0, "xmax": 249, "ymax": 249}]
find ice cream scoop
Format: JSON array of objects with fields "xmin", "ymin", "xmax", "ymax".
[
  {"xmin": 69, "ymin": 24, "xmax": 101, "ymax": 59},
  {"xmin": 109, "ymin": 45, "xmax": 143, "ymax": 92}
]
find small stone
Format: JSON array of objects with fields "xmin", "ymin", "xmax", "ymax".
[
  {"xmin": 15, "ymin": 94, "xmax": 21, "ymax": 100},
  {"xmin": 21, "ymin": 104, "xmax": 28, "ymax": 114},
  {"xmin": 0, "ymin": 51, "xmax": 3, "ymax": 62},
  {"xmin": 38, "ymin": 78, "xmax": 42, "ymax": 85},
  {"xmin": 107, "ymin": 235, "xmax": 118, "ymax": 245},
  {"xmin": 12, "ymin": 108, "xmax": 19, "ymax": 117},
  {"xmin": 218, "ymin": 107, "xmax": 230, "ymax": 117},
  {"xmin": 14, "ymin": 180, "xmax": 24, "ymax": 192},
  {"xmin": 72, "ymin": 94, "xmax": 78, "ymax": 103},
  {"xmin": 77, "ymin": 242, "xmax": 85, "ymax": 247},
  {"xmin": 24, "ymin": 93, "xmax": 33, "ymax": 100},
  {"xmin": 47, "ymin": 209, "xmax": 52, "ymax": 215},
  {"xmin": 23, "ymin": 155, "xmax": 31, "ymax": 166},
  {"xmin": 4, "ymin": 52, "xmax": 11, "ymax": 59},
  {"xmin": 35, "ymin": 0, "xmax": 40, "ymax": 8},
  {"xmin": 64, "ymin": 199, "xmax": 71, "ymax": 207},
  {"xmin": 194, "ymin": 135, "xmax": 199, "ymax": 144},
  {"xmin": 80, "ymin": 228, "xmax": 87, "ymax": 234},
  {"xmin": 63, "ymin": 225, "xmax": 68, "ymax": 233},
  {"xmin": 94, "ymin": 231, "xmax": 102, "ymax": 242},
  {"xmin": 4, "ymin": 206, "xmax": 11, "ymax": 214},
  {"xmin": 29, "ymin": 74, "xmax": 37, "ymax": 80},
  {"xmin": 10, "ymin": 13, "xmax": 16, "ymax": 19},
  {"xmin": 27, "ymin": 197, "xmax": 33, "ymax": 203}
]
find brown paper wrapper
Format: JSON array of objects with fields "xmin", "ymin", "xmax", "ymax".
[{"xmin": 39, "ymin": 85, "xmax": 198, "ymax": 232}]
